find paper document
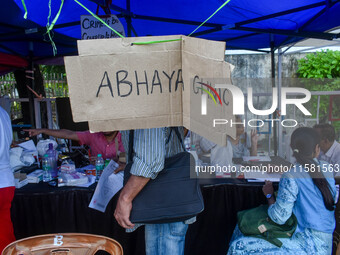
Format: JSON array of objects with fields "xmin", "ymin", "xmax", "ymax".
[
  {"xmin": 18, "ymin": 140, "xmax": 37, "ymax": 151},
  {"xmin": 74, "ymin": 175, "xmax": 96, "ymax": 187},
  {"xmin": 242, "ymin": 156, "xmax": 271, "ymax": 162},
  {"xmin": 245, "ymin": 171, "xmax": 281, "ymax": 182},
  {"xmin": 89, "ymin": 160, "xmax": 124, "ymax": 212}
]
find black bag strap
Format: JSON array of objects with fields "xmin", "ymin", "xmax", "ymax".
[
  {"xmin": 128, "ymin": 127, "xmax": 185, "ymax": 163},
  {"xmin": 128, "ymin": 130, "xmax": 135, "ymax": 164},
  {"xmin": 173, "ymin": 127, "xmax": 186, "ymax": 151},
  {"xmin": 165, "ymin": 128, "xmax": 173, "ymax": 145}
]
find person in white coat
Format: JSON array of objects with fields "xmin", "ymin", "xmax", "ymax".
[{"xmin": 0, "ymin": 106, "xmax": 15, "ymax": 252}]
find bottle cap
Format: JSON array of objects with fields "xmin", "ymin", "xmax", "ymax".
[{"xmin": 97, "ymin": 154, "xmax": 102, "ymax": 157}]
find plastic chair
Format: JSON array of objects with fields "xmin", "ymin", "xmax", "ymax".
[{"xmin": 2, "ymin": 233, "xmax": 123, "ymax": 255}]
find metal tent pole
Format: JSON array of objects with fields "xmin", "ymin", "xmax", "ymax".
[
  {"xmin": 28, "ymin": 42, "xmax": 36, "ymax": 129},
  {"xmin": 270, "ymin": 36, "xmax": 278, "ymax": 156},
  {"xmin": 126, "ymin": 0, "xmax": 132, "ymax": 37},
  {"xmin": 278, "ymin": 48, "xmax": 283, "ymax": 157}
]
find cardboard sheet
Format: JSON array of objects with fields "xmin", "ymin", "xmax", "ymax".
[{"xmin": 65, "ymin": 35, "xmax": 236, "ymax": 145}]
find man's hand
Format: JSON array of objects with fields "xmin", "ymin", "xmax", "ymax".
[
  {"xmin": 251, "ymin": 130, "xmax": 259, "ymax": 145},
  {"xmin": 114, "ymin": 162, "xmax": 126, "ymax": 174},
  {"xmin": 114, "ymin": 175, "xmax": 150, "ymax": 229},
  {"xmin": 114, "ymin": 196, "xmax": 135, "ymax": 229},
  {"xmin": 24, "ymin": 129, "xmax": 43, "ymax": 137},
  {"xmin": 250, "ymin": 130, "xmax": 259, "ymax": 156}
]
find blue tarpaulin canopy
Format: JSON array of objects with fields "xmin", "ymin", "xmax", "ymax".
[
  {"xmin": 1, "ymin": 0, "xmax": 339, "ymax": 154},
  {"xmin": 1, "ymin": 0, "xmax": 340, "ymax": 65},
  {"xmin": 14, "ymin": 0, "xmax": 340, "ymax": 47},
  {"xmin": 0, "ymin": 0, "xmax": 77, "ymax": 73},
  {"xmin": 0, "ymin": 1, "xmax": 78, "ymax": 57}
]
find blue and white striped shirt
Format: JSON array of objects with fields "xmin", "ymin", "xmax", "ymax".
[
  {"xmin": 121, "ymin": 127, "xmax": 195, "ymax": 231},
  {"xmin": 121, "ymin": 127, "xmax": 185, "ymax": 179}
]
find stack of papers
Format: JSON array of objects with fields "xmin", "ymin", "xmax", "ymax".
[
  {"xmin": 14, "ymin": 172, "xmax": 28, "ymax": 188},
  {"xmin": 242, "ymin": 156, "xmax": 271, "ymax": 162},
  {"xmin": 27, "ymin": 169, "xmax": 44, "ymax": 183},
  {"xmin": 58, "ymin": 172, "xmax": 89, "ymax": 186},
  {"xmin": 244, "ymin": 171, "xmax": 281, "ymax": 182}
]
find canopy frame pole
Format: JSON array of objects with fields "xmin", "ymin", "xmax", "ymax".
[
  {"xmin": 28, "ymin": 41, "xmax": 36, "ymax": 129},
  {"xmin": 53, "ymin": 15, "xmax": 222, "ymax": 30},
  {"xmin": 270, "ymin": 36, "xmax": 278, "ymax": 156},
  {"xmin": 126, "ymin": 0, "xmax": 132, "ymax": 37},
  {"xmin": 225, "ymin": 32, "xmax": 259, "ymax": 42},
  {"xmin": 277, "ymin": 47, "xmax": 283, "ymax": 157},
  {"xmin": 236, "ymin": 1, "xmax": 335, "ymax": 27},
  {"xmin": 226, "ymin": 46, "xmax": 270, "ymax": 53},
  {"xmin": 0, "ymin": 43, "xmax": 24, "ymax": 57},
  {"xmin": 229, "ymin": 27, "xmax": 338, "ymax": 40}
]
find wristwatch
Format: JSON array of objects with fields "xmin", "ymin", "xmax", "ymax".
[{"xmin": 266, "ymin": 193, "xmax": 272, "ymax": 199}]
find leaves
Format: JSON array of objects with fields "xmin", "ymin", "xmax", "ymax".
[
  {"xmin": 296, "ymin": 50, "xmax": 340, "ymax": 131},
  {"xmin": 297, "ymin": 50, "xmax": 340, "ymax": 79}
]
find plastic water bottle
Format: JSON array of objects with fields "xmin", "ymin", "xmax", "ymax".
[
  {"xmin": 184, "ymin": 136, "xmax": 191, "ymax": 151},
  {"xmin": 95, "ymin": 154, "xmax": 105, "ymax": 181},
  {"xmin": 42, "ymin": 154, "xmax": 52, "ymax": 182},
  {"xmin": 190, "ymin": 144, "xmax": 203, "ymax": 167},
  {"xmin": 105, "ymin": 159, "xmax": 111, "ymax": 168},
  {"xmin": 46, "ymin": 143, "xmax": 58, "ymax": 178}
]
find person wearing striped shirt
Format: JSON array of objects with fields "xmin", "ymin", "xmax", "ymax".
[{"xmin": 114, "ymin": 127, "xmax": 191, "ymax": 255}]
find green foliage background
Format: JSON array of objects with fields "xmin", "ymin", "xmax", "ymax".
[
  {"xmin": 40, "ymin": 65, "xmax": 68, "ymax": 97},
  {"xmin": 297, "ymin": 50, "xmax": 340, "ymax": 134},
  {"xmin": 40, "ymin": 65, "xmax": 65, "ymax": 74}
]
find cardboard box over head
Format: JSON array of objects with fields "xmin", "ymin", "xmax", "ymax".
[{"xmin": 64, "ymin": 35, "xmax": 235, "ymax": 146}]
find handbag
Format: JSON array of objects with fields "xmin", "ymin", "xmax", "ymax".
[
  {"xmin": 237, "ymin": 204, "xmax": 297, "ymax": 247},
  {"xmin": 123, "ymin": 127, "xmax": 204, "ymax": 224}
]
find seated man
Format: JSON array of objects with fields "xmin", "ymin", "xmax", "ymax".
[
  {"xmin": 314, "ymin": 123, "xmax": 340, "ymax": 176},
  {"xmin": 228, "ymin": 116, "xmax": 259, "ymax": 158},
  {"xmin": 25, "ymin": 129, "xmax": 124, "ymax": 160},
  {"xmin": 191, "ymin": 132, "xmax": 233, "ymax": 169}
]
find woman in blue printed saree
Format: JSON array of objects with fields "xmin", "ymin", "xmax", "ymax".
[{"xmin": 228, "ymin": 127, "xmax": 336, "ymax": 255}]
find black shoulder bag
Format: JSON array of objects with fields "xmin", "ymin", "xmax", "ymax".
[{"xmin": 123, "ymin": 127, "xmax": 204, "ymax": 224}]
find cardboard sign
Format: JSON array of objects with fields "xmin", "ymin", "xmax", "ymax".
[
  {"xmin": 64, "ymin": 35, "xmax": 235, "ymax": 145},
  {"xmin": 80, "ymin": 15, "xmax": 125, "ymax": 40}
]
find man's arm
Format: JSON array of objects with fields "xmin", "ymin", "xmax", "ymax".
[
  {"xmin": 250, "ymin": 130, "xmax": 258, "ymax": 156},
  {"xmin": 24, "ymin": 128, "xmax": 79, "ymax": 141},
  {"xmin": 114, "ymin": 128, "xmax": 166, "ymax": 228},
  {"xmin": 114, "ymin": 175, "xmax": 150, "ymax": 228}
]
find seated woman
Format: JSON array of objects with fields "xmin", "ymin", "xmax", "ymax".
[
  {"xmin": 228, "ymin": 116, "xmax": 258, "ymax": 157},
  {"xmin": 228, "ymin": 127, "xmax": 336, "ymax": 255}
]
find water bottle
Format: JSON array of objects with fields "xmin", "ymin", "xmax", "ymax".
[
  {"xmin": 42, "ymin": 154, "xmax": 52, "ymax": 182},
  {"xmin": 184, "ymin": 136, "xmax": 191, "ymax": 152},
  {"xmin": 46, "ymin": 143, "xmax": 58, "ymax": 178},
  {"xmin": 95, "ymin": 154, "xmax": 105, "ymax": 181},
  {"xmin": 190, "ymin": 144, "xmax": 203, "ymax": 167},
  {"xmin": 105, "ymin": 159, "xmax": 111, "ymax": 168}
]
